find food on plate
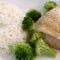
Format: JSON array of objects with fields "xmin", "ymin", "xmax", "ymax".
[
  {"xmin": 12, "ymin": 32, "xmax": 56, "ymax": 60},
  {"xmin": 26, "ymin": 9, "xmax": 41, "ymax": 22},
  {"xmin": 35, "ymin": 6, "xmax": 60, "ymax": 50},
  {"xmin": 44, "ymin": 1, "xmax": 57, "ymax": 12},
  {"xmin": 0, "ymin": 2, "xmax": 27, "ymax": 56},
  {"xmin": 21, "ymin": 2, "xmax": 57, "ymax": 59},
  {"xmin": 0, "ymin": 1, "xmax": 58, "ymax": 60},
  {"xmin": 22, "ymin": 16, "xmax": 35, "ymax": 31},
  {"xmin": 22, "ymin": 9, "xmax": 41, "ymax": 32},
  {"xmin": 28, "ymin": 32, "xmax": 42, "ymax": 44},
  {"xmin": 28, "ymin": 32, "xmax": 42, "ymax": 56},
  {"xmin": 35, "ymin": 38, "xmax": 56, "ymax": 57},
  {"xmin": 28, "ymin": 32, "xmax": 56, "ymax": 57},
  {"xmin": 12, "ymin": 43, "xmax": 34, "ymax": 60}
]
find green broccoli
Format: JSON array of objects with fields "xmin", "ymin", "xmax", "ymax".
[
  {"xmin": 28, "ymin": 32, "xmax": 57, "ymax": 57},
  {"xmin": 12, "ymin": 43, "xmax": 34, "ymax": 60},
  {"xmin": 22, "ymin": 16, "xmax": 35, "ymax": 31},
  {"xmin": 35, "ymin": 38, "xmax": 57, "ymax": 57},
  {"xmin": 28, "ymin": 32, "xmax": 42, "ymax": 56},
  {"xmin": 26, "ymin": 9, "xmax": 41, "ymax": 22},
  {"xmin": 28, "ymin": 32, "xmax": 42, "ymax": 44},
  {"xmin": 44, "ymin": 1, "xmax": 57, "ymax": 12}
]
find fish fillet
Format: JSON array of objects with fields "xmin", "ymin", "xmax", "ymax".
[{"xmin": 35, "ymin": 6, "xmax": 60, "ymax": 50}]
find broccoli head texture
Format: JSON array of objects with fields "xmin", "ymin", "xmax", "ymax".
[
  {"xmin": 44, "ymin": 1, "xmax": 57, "ymax": 12},
  {"xmin": 35, "ymin": 38, "xmax": 57, "ymax": 57},
  {"xmin": 28, "ymin": 32, "xmax": 42, "ymax": 44},
  {"xmin": 26, "ymin": 9, "xmax": 41, "ymax": 22},
  {"xmin": 27, "ymin": 32, "xmax": 42, "ymax": 56},
  {"xmin": 12, "ymin": 43, "xmax": 34, "ymax": 60},
  {"xmin": 28, "ymin": 32, "xmax": 57, "ymax": 57},
  {"xmin": 22, "ymin": 16, "xmax": 35, "ymax": 31}
]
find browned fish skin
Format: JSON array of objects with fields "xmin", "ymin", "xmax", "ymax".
[{"xmin": 35, "ymin": 6, "xmax": 60, "ymax": 50}]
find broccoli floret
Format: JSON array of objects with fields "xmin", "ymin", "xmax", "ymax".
[
  {"xmin": 44, "ymin": 1, "xmax": 57, "ymax": 12},
  {"xmin": 22, "ymin": 16, "xmax": 35, "ymax": 31},
  {"xmin": 12, "ymin": 43, "xmax": 34, "ymax": 60},
  {"xmin": 28, "ymin": 32, "xmax": 42, "ymax": 44},
  {"xmin": 26, "ymin": 9, "xmax": 41, "ymax": 22},
  {"xmin": 28, "ymin": 32, "xmax": 57, "ymax": 57},
  {"xmin": 35, "ymin": 38, "xmax": 57, "ymax": 57},
  {"xmin": 28, "ymin": 32, "xmax": 42, "ymax": 56}
]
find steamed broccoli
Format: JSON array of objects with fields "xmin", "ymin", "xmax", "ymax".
[
  {"xmin": 26, "ymin": 9, "xmax": 41, "ymax": 22},
  {"xmin": 12, "ymin": 43, "xmax": 34, "ymax": 60},
  {"xmin": 44, "ymin": 1, "xmax": 57, "ymax": 12},
  {"xmin": 28, "ymin": 32, "xmax": 57, "ymax": 57},
  {"xmin": 28, "ymin": 32, "xmax": 42, "ymax": 44},
  {"xmin": 35, "ymin": 38, "xmax": 57, "ymax": 57},
  {"xmin": 22, "ymin": 16, "xmax": 35, "ymax": 31}
]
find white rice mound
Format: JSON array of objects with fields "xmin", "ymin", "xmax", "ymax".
[{"xmin": 0, "ymin": 2, "xmax": 27, "ymax": 56}]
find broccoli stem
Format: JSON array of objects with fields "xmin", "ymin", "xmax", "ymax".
[
  {"xmin": 46, "ymin": 47, "xmax": 57, "ymax": 57},
  {"xmin": 28, "ymin": 32, "xmax": 57, "ymax": 57},
  {"xmin": 35, "ymin": 38, "xmax": 57, "ymax": 57}
]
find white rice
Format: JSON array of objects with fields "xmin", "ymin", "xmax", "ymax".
[{"xmin": 0, "ymin": 2, "xmax": 27, "ymax": 56}]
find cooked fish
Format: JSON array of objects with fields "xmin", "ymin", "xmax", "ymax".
[{"xmin": 35, "ymin": 6, "xmax": 60, "ymax": 50}]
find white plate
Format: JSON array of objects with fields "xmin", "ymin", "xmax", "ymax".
[{"xmin": 0, "ymin": 0, "xmax": 60, "ymax": 60}]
